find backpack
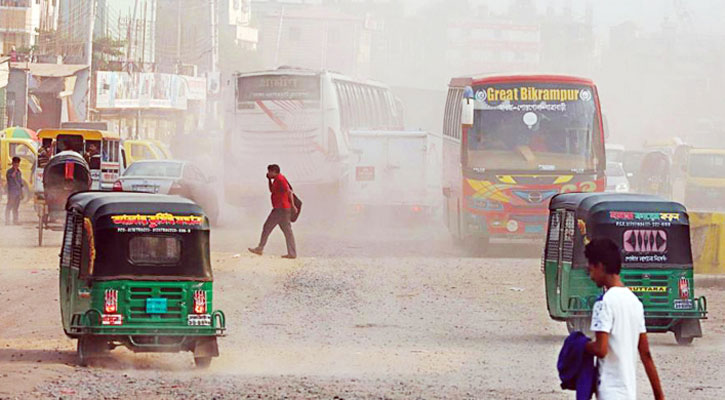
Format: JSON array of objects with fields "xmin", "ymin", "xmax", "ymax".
[{"xmin": 288, "ymin": 182, "xmax": 302, "ymax": 223}]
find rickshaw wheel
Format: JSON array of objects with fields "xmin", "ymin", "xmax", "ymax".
[
  {"xmin": 674, "ymin": 329, "xmax": 694, "ymax": 345},
  {"xmin": 37, "ymin": 215, "xmax": 44, "ymax": 247},
  {"xmin": 77, "ymin": 337, "xmax": 106, "ymax": 367},
  {"xmin": 194, "ymin": 357, "xmax": 212, "ymax": 369}
]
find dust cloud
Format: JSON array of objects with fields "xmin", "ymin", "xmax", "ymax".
[{"xmin": 204, "ymin": 0, "xmax": 725, "ymax": 228}]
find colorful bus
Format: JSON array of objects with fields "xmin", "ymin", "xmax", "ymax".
[
  {"xmin": 441, "ymin": 75, "xmax": 606, "ymax": 245},
  {"xmin": 225, "ymin": 67, "xmax": 403, "ymax": 205}
]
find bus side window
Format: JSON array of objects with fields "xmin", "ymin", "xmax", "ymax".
[
  {"xmin": 443, "ymin": 89, "xmax": 455, "ymax": 138},
  {"xmin": 349, "ymin": 83, "xmax": 362, "ymax": 130},
  {"xmin": 453, "ymin": 88, "xmax": 463, "ymax": 139}
]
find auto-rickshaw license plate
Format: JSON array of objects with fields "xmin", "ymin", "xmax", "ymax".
[
  {"xmin": 188, "ymin": 314, "xmax": 211, "ymax": 326},
  {"xmin": 146, "ymin": 298, "xmax": 168, "ymax": 314}
]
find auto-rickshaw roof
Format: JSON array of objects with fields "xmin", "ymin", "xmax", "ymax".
[
  {"xmin": 66, "ymin": 192, "xmax": 208, "ymax": 228},
  {"xmin": 37, "ymin": 129, "xmax": 120, "ymax": 141},
  {"xmin": 549, "ymin": 193, "xmax": 687, "ymax": 220}
]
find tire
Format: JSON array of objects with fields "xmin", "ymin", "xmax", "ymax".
[
  {"xmin": 566, "ymin": 317, "xmax": 592, "ymax": 335},
  {"xmin": 37, "ymin": 215, "xmax": 43, "ymax": 247},
  {"xmin": 674, "ymin": 328, "xmax": 694, "ymax": 345},
  {"xmin": 77, "ymin": 337, "xmax": 105, "ymax": 367},
  {"xmin": 194, "ymin": 356, "xmax": 212, "ymax": 369}
]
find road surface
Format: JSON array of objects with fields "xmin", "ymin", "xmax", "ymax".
[{"xmin": 0, "ymin": 205, "xmax": 723, "ymax": 399}]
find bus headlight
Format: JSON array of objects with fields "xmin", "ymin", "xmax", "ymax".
[{"xmin": 506, "ymin": 219, "xmax": 519, "ymax": 232}]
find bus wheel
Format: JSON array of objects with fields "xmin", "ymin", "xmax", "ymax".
[{"xmin": 194, "ymin": 357, "xmax": 212, "ymax": 369}]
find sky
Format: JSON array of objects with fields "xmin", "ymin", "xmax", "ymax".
[{"xmin": 402, "ymin": 0, "xmax": 725, "ymax": 37}]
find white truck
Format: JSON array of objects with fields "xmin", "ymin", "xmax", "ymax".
[{"xmin": 343, "ymin": 130, "xmax": 441, "ymax": 216}]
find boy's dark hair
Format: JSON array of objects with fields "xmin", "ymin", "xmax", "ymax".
[
  {"xmin": 584, "ymin": 237, "xmax": 622, "ymax": 275},
  {"xmin": 11, "ymin": 156, "xmax": 20, "ymax": 164},
  {"xmin": 267, "ymin": 164, "xmax": 280, "ymax": 173}
]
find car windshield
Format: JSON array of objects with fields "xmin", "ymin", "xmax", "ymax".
[
  {"xmin": 606, "ymin": 162, "xmax": 625, "ymax": 177},
  {"xmin": 689, "ymin": 153, "xmax": 725, "ymax": 178},
  {"xmin": 468, "ymin": 82, "xmax": 601, "ymax": 172},
  {"xmin": 124, "ymin": 161, "xmax": 182, "ymax": 178}
]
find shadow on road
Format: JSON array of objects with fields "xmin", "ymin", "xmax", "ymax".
[{"xmin": 0, "ymin": 348, "xmax": 76, "ymax": 364}]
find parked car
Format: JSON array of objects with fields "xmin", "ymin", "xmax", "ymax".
[
  {"xmin": 605, "ymin": 161, "xmax": 630, "ymax": 193},
  {"xmin": 114, "ymin": 160, "xmax": 219, "ymax": 224}
]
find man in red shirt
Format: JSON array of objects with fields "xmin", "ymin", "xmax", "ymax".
[{"xmin": 249, "ymin": 164, "xmax": 297, "ymax": 259}]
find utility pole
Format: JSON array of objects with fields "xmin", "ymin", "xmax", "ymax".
[
  {"xmin": 176, "ymin": 0, "xmax": 182, "ymax": 73},
  {"xmin": 209, "ymin": 0, "xmax": 220, "ymax": 130},
  {"xmin": 210, "ymin": 0, "xmax": 219, "ymax": 74},
  {"xmin": 126, "ymin": 0, "xmax": 139, "ymax": 72},
  {"xmin": 86, "ymin": 0, "xmax": 96, "ymax": 122},
  {"xmin": 274, "ymin": 7, "xmax": 285, "ymax": 67},
  {"xmin": 141, "ymin": 0, "xmax": 147, "ymax": 68}
]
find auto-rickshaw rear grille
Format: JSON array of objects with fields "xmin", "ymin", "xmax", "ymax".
[{"xmin": 125, "ymin": 286, "xmax": 187, "ymax": 322}]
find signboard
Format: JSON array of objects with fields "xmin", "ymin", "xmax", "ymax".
[
  {"xmin": 96, "ymin": 71, "xmax": 193, "ymax": 110},
  {"xmin": 356, "ymin": 166, "xmax": 375, "ymax": 181},
  {"xmin": 236, "ymin": 74, "xmax": 320, "ymax": 107},
  {"xmin": 228, "ymin": 0, "xmax": 251, "ymax": 26}
]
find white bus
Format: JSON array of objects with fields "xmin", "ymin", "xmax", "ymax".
[{"xmin": 225, "ymin": 67, "xmax": 404, "ymax": 205}]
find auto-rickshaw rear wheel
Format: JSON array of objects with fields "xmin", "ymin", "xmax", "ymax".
[
  {"xmin": 674, "ymin": 328, "xmax": 695, "ymax": 345},
  {"xmin": 77, "ymin": 336, "xmax": 107, "ymax": 366},
  {"xmin": 566, "ymin": 317, "xmax": 592, "ymax": 335},
  {"xmin": 194, "ymin": 356, "xmax": 212, "ymax": 369}
]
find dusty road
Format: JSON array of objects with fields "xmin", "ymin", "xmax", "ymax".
[{"xmin": 1, "ymin": 205, "xmax": 724, "ymax": 399}]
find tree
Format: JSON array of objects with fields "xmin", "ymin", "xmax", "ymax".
[{"xmin": 92, "ymin": 36, "xmax": 126, "ymax": 71}]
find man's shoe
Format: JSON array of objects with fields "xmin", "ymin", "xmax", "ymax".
[
  {"xmin": 281, "ymin": 254, "xmax": 296, "ymax": 259},
  {"xmin": 248, "ymin": 247, "xmax": 263, "ymax": 256}
]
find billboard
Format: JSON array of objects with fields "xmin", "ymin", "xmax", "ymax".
[{"xmin": 96, "ymin": 72, "xmax": 195, "ymax": 109}]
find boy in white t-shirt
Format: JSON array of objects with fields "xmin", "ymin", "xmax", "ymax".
[{"xmin": 584, "ymin": 238, "xmax": 665, "ymax": 400}]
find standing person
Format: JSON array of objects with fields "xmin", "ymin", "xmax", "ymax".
[
  {"xmin": 5, "ymin": 157, "xmax": 24, "ymax": 225},
  {"xmin": 584, "ymin": 238, "xmax": 665, "ymax": 400},
  {"xmin": 248, "ymin": 164, "xmax": 297, "ymax": 259}
]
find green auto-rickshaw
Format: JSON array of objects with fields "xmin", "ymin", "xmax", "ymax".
[
  {"xmin": 60, "ymin": 192, "xmax": 225, "ymax": 367},
  {"xmin": 544, "ymin": 192, "xmax": 707, "ymax": 344}
]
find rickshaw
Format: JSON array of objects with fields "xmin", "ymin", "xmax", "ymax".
[
  {"xmin": 35, "ymin": 129, "xmax": 124, "ymax": 245},
  {"xmin": 37, "ymin": 151, "xmax": 91, "ymax": 245},
  {"xmin": 544, "ymin": 193, "xmax": 707, "ymax": 344},
  {"xmin": 60, "ymin": 192, "xmax": 225, "ymax": 367}
]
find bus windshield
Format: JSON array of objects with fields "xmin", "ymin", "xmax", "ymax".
[
  {"xmin": 467, "ymin": 82, "xmax": 601, "ymax": 172},
  {"xmin": 689, "ymin": 153, "xmax": 725, "ymax": 178},
  {"xmin": 236, "ymin": 74, "xmax": 320, "ymax": 108}
]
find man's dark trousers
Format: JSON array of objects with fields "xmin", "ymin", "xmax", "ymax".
[
  {"xmin": 5, "ymin": 193, "xmax": 20, "ymax": 224},
  {"xmin": 258, "ymin": 208, "xmax": 296, "ymax": 257}
]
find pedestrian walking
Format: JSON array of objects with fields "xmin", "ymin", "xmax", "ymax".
[
  {"xmin": 584, "ymin": 238, "xmax": 665, "ymax": 400},
  {"xmin": 5, "ymin": 156, "xmax": 24, "ymax": 225},
  {"xmin": 248, "ymin": 164, "xmax": 297, "ymax": 259}
]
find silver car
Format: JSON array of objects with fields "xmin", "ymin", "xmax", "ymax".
[
  {"xmin": 605, "ymin": 161, "xmax": 630, "ymax": 193},
  {"xmin": 114, "ymin": 160, "xmax": 220, "ymax": 224}
]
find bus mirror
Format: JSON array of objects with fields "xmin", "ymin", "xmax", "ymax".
[
  {"xmin": 462, "ymin": 98, "xmax": 474, "ymax": 126},
  {"xmin": 461, "ymin": 87, "xmax": 474, "ymax": 127}
]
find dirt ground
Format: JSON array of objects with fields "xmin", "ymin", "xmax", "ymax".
[{"xmin": 0, "ymin": 204, "xmax": 723, "ymax": 399}]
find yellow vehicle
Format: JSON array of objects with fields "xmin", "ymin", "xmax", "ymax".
[
  {"xmin": 0, "ymin": 138, "xmax": 38, "ymax": 199},
  {"xmin": 680, "ymin": 149, "xmax": 725, "ymax": 210},
  {"xmin": 123, "ymin": 139, "xmax": 170, "ymax": 165}
]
